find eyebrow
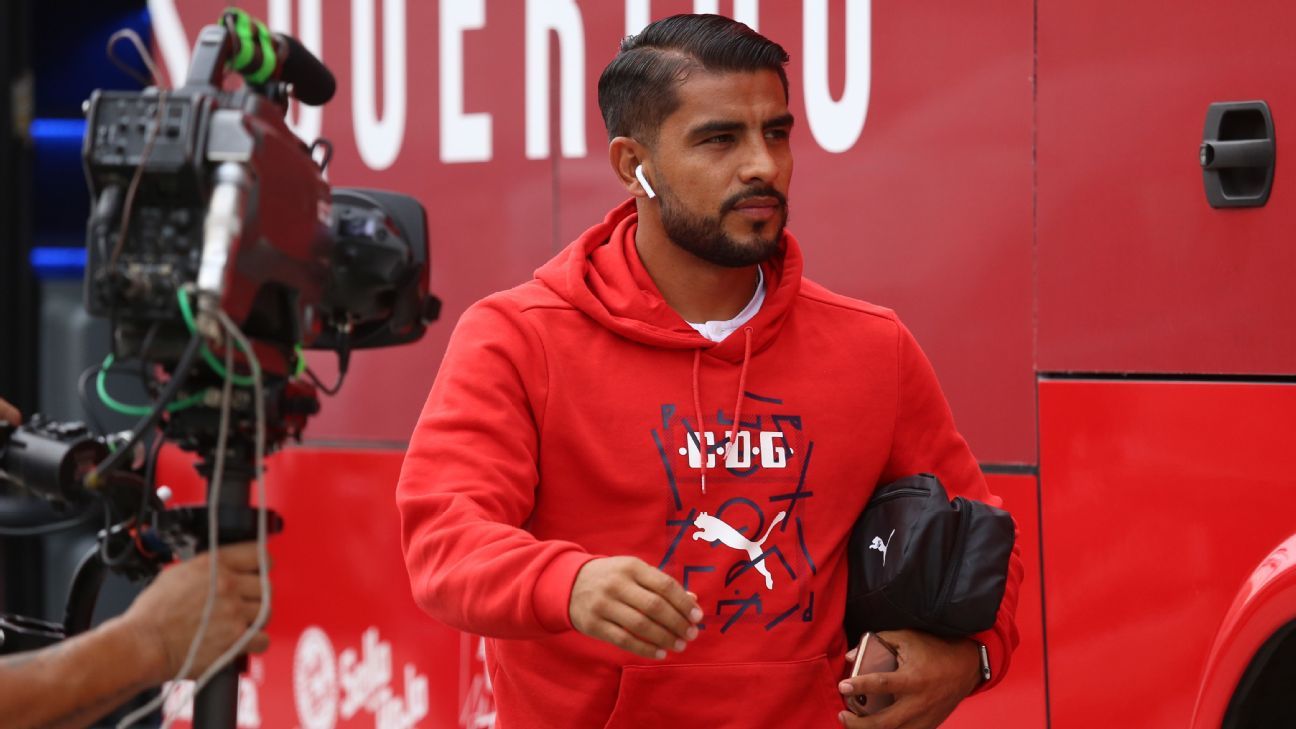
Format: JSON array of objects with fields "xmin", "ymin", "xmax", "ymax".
[
  {"xmin": 764, "ymin": 113, "xmax": 796, "ymax": 130},
  {"xmin": 686, "ymin": 113, "xmax": 796, "ymax": 139}
]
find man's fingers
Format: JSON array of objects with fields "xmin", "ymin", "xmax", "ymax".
[
  {"xmin": 569, "ymin": 557, "xmax": 704, "ymax": 659},
  {"xmin": 603, "ymin": 601, "xmax": 685, "ymax": 654},
  {"xmin": 246, "ymin": 632, "xmax": 270, "ymax": 654},
  {"xmin": 840, "ymin": 694, "xmax": 924, "ymax": 729},
  {"xmin": 231, "ymin": 572, "xmax": 264, "ymax": 601},
  {"xmin": 629, "ymin": 562, "xmax": 702, "ymax": 626},
  {"xmin": 843, "ymin": 670, "xmax": 914, "ymax": 698},
  {"xmin": 839, "ymin": 709, "xmax": 882, "ymax": 728},
  {"xmin": 237, "ymin": 598, "xmax": 261, "ymax": 623},
  {"xmin": 839, "ymin": 710, "xmax": 866, "ymax": 728},
  {"xmin": 838, "ymin": 697, "xmax": 913, "ymax": 729},
  {"xmin": 217, "ymin": 542, "xmax": 265, "ymax": 571},
  {"xmin": 595, "ymin": 621, "xmax": 663, "ymax": 660},
  {"xmin": 620, "ymin": 584, "xmax": 695, "ymax": 643}
]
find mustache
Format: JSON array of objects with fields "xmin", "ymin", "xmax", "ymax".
[{"xmin": 721, "ymin": 187, "xmax": 788, "ymax": 213}]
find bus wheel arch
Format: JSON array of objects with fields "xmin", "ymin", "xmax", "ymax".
[
  {"xmin": 1190, "ymin": 535, "xmax": 1296, "ymax": 729},
  {"xmin": 1221, "ymin": 620, "xmax": 1296, "ymax": 729}
]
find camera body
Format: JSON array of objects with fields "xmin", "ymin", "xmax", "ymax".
[
  {"xmin": 82, "ymin": 21, "xmax": 436, "ymax": 374},
  {"xmin": 0, "ymin": 11, "xmax": 440, "ymax": 574},
  {"xmin": 83, "ymin": 85, "xmax": 332, "ymax": 355}
]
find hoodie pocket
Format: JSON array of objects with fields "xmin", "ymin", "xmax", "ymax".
[{"xmin": 601, "ymin": 655, "xmax": 844, "ymax": 729}]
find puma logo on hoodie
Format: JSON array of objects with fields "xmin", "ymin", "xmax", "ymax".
[{"xmin": 692, "ymin": 510, "xmax": 788, "ymax": 589}]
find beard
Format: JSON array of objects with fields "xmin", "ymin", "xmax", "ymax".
[{"xmin": 656, "ymin": 177, "xmax": 788, "ymax": 268}]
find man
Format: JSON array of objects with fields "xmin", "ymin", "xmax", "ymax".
[
  {"xmin": 0, "ymin": 398, "xmax": 269, "ymax": 728},
  {"xmin": 398, "ymin": 14, "xmax": 1022, "ymax": 728}
]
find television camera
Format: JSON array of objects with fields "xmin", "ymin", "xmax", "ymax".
[{"xmin": 0, "ymin": 9, "xmax": 438, "ymax": 728}]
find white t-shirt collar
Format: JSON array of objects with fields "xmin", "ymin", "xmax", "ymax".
[{"xmin": 686, "ymin": 267, "xmax": 766, "ymax": 343}]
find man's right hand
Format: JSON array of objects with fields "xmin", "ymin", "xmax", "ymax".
[
  {"xmin": 121, "ymin": 542, "xmax": 270, "ymax": 685},
  {"xmin": 569, "ymin": 556, "xmax": 702, "ymax": 659}
]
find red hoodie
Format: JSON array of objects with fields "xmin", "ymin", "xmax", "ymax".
[{"xmin": 397, "ymin": 200, "xmax": 1022, "ymax": 728}]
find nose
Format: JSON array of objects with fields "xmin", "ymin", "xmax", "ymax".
[{"xmin": 738, "ymin": 135, "xmax": 779, "ymax": 185}]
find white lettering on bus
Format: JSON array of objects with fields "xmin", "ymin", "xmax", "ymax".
[
  {"xmin": 440, "ymin": 0, "xmax": 493, "ymax": 163},
  {"xmin": 268, "ymin": 0, "xmax": 323, "ymax": 147},
  {"xmin": 803, "ymin": 0, "xmax": 871, "ymax": 153},
  {"xmin": 625, "ymin": 0, "xmax": 649, "ymax": 35},
  {"xmin": 733, "ymin": 0, "xmax": 761, "ymax": 30},
  {"xmin": 161, "ymin": 2, "xmax": 874, "ymax": 165},
  {"xmin": 147, "ymin": 0, "xmax": 190, "ymax": 87},
  {"xmin": 351, "ymin": 0, "xmax": 406, "ymax": 170},
  {"xmin": 525, "ymin": 0, "xmax": 587, "ymax": 160},
  {"xmin": 626, "ymin": 0, "xmax": 761, "ymax": 36}
]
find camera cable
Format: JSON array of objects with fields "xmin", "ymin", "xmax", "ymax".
[
  {"xmin": 117, "ymin": 309, "xmax": 271, "ymax": 729},
  {"xmin": 179, "ymin": 310, "xmax": 271, "ymax": 724},
  {"xmin": 84, "ymin": 334, "xmax": 203, "ymax": 492}
]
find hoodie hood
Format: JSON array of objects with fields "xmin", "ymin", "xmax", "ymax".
[{"xmin": 534, "ymin": 198, "xmax": 804, "ymax": 364}]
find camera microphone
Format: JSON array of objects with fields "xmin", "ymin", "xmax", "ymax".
[
  {"xmin": 221, "ymin": 9, "xmax": 335, "ymax": 106},
  {"xmin": 275, "ymin": 32, "xmax": 336, "ymax": 106}
]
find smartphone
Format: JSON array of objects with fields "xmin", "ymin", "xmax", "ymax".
[{"xmin": 846, "ymin": 632, "xmax": 899, "ymax": 716}]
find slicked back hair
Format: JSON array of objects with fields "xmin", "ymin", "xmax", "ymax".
[{"xmin": 598, "ymin": 14, "xmax": 790, "ymax": 145}]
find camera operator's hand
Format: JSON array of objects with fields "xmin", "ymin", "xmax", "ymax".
[
  {"xmin": 0, "ymin": 397, "xmax": 19, "ymax": 426},
  {"xmin": 569, "ymin": 556, "xmax": 701, "ymax": 660},
  {"xmin": 0, "ymin": 542, "xmax": 271, "ymax": 729},
  {"xmin": 121, "ymin": 542, "xmax": 271, "ymax": 685}
]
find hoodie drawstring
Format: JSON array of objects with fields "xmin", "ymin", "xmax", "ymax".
[
  {"xmin": 691, "ymin": 350, "xmax": 707, "ymax": 493},
  {"xmin": 691, "ymin": 326, "xmax": 755, "ymax": 495}
]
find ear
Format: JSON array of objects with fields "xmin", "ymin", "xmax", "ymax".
[{"xmin": 610, "ymin": 136, "xmax": 654, "ymax": 199}]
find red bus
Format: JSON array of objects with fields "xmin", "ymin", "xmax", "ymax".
[{"xmin": 148, "ymin": 1, "xmax": 1296, "ymax": 727}]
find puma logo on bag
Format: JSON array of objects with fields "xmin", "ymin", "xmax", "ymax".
[
  {"xmin": 691, "ymin": 511, "xmax": 787, "ymax": 589},
  {"xmin": 869, "ymin": 529, "xmax": 896, "ymax": 566}
]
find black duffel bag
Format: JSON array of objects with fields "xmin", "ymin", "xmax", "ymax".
[{"xmin": 844, "ymin": 473, "xmax": 1015, "ymax": 645}]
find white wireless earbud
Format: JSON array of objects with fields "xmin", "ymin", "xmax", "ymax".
[{"xmin": 635, "ymin": 164, "xmax": 657, "ymax": 199}]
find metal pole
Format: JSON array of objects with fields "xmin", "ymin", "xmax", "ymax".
[{"xmin": 192, "ymin": 447, "xmax": 253, "ymax": 729}]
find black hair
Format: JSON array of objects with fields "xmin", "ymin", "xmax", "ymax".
[{"xmin": 597, "ymin": 14, "xmax": 790, "ymax": 145}]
